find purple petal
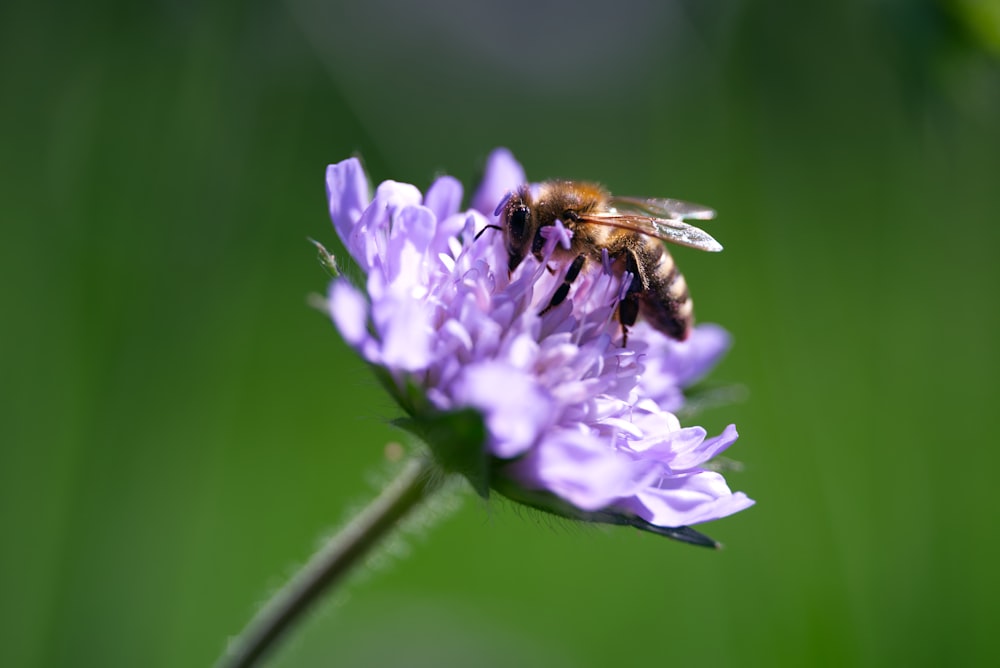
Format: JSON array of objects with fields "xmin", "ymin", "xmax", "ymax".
[
  {"xmin": 471, "ymin": 148, "xmax": 526, "ymax": 220},
  {"xmin": 634, "ymin": 322, "xmax": 732, "ymax": 410},
  {"xmin": 423, "ymin": 175, "xmax": 463, "ymax": 222},
  {"xmin": 377, "ymin": 296, "xmax": 434, "ymax": 372},
  {"xmin": 383, "ymin": 204, "xmax": 437, "ymax": 286},
  {"xmin": 630, "ymin": 422, "xmax": 704, "ymax": 456},
  {"xmin": 507, "ymin": 430, "xmax": 658, "ymax": 511},
  {"xmin": 540, "ymin": 219, "xmax": 574, "ymax": 251},
  {"xmin": 627, "ymin": 471, "xmax": 755, "ymax": 527},
  {"xmin": 686, "ymin": 424, "xmax": 740, "ymax": 467},
  {"xmin": 351, "ymin": 180, "xmax": 424, "ymax": 270},
  {"xmin": 632, "ymin": 423, "xmax": 739, "ymax": 471},
  {"xmin": 453, "ymin": 362, "xmax": 553, "ymax": 459},
  {"xmin": 435, "ymin": 210, "xmax": 485, "ymax": 251},
  {"xmin": 329, "ymin": 279, "xmax": 369, "ymax": 347},
  {"xmin": 326, "ymin": 158, "xmax": 370, "ymax": 250},
  {"xmin": 674, "ymin": 324, "xmax": 732, "ymax": 386}
]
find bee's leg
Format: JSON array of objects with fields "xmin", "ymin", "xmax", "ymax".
[
  {"xmin": 617, "ymin": 247, "xmax": 648, "ymax": 346},
  {"xmin": 541, "ymin": 254, "xmax": 586, "ymax": 315},
  {"xmin": 619, "ymin": 293, "xmax": 640, "ymax": 346}
]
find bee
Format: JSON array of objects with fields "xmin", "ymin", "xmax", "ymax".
[{"xmin": 497, "ymin": 181, "xmax": 722, "ymax": 341}]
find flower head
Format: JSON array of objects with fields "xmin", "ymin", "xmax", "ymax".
[{"xmin": 325, "ymin": 149, "xmax": 753, "ymax": 546}]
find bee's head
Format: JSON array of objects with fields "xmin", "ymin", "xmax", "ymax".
[{"xmin": 500, "ymin": 186, "xmax": 535, "ymax": 272}]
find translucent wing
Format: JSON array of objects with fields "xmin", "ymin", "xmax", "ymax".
[
  {"xmin": 579, "ymin": 212, "xmax": 724, "ymax": 252},
  {"xmin": 611, "ymin": 195, "xmax": 717, "ymax": 221}
]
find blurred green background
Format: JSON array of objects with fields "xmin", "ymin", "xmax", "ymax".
[{"xmin": 3, "ymin": 0, "xmax": 1000, "ymax": 666}]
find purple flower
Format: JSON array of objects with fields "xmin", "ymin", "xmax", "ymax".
[{"xmin": 325, "ymin": 149, "xmax": 753, "ymax": 545}]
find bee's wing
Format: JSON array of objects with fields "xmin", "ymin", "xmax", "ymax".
[
  {"xmin": 580, "ymin": 212, "xmax": 724, "ymax": 252},
  {"xmin": 610, "ymin": 196, "xmax": 717, "ymax": 221}
]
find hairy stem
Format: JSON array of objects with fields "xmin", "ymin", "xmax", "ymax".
[{"xmin": 216, "ymin": 455, "xmax": 442, "ymax": 668}]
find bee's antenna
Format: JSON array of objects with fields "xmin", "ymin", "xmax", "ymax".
[
  {"xmin": 493, "ymin": 191, "xmax": 513, "ymax": 217},
  {"xmin": 474, "ymin": 224, "xmax": 503, "ymax": 242}
]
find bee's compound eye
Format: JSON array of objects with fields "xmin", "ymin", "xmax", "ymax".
[{"xmin": 508, "ymin": 206, "xmax": 530, "ymax": 239}]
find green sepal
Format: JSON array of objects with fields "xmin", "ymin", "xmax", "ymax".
[
  {"xmin": 675, "ymin": 381, "xmax": 747, "ymax": 420},
  {"xmin": 381, "ymin": 376, "xmax": 490, "ymax": 498},
  {"xmin": 392, "ymin": 408, "xmax": 490, "ymax": 499},
  {"xmin": 309, "ymin": 238, "xmax": 340, "ymax": 277}
]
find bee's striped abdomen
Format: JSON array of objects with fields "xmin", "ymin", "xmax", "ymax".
[{"xmin": 640, "ymin": 249, "xmax": 694, "ymax": 341}]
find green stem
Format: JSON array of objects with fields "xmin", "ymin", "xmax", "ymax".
[{"xmin": 216, "ymin": 455, "xmax": 443, "ymax": 668}]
